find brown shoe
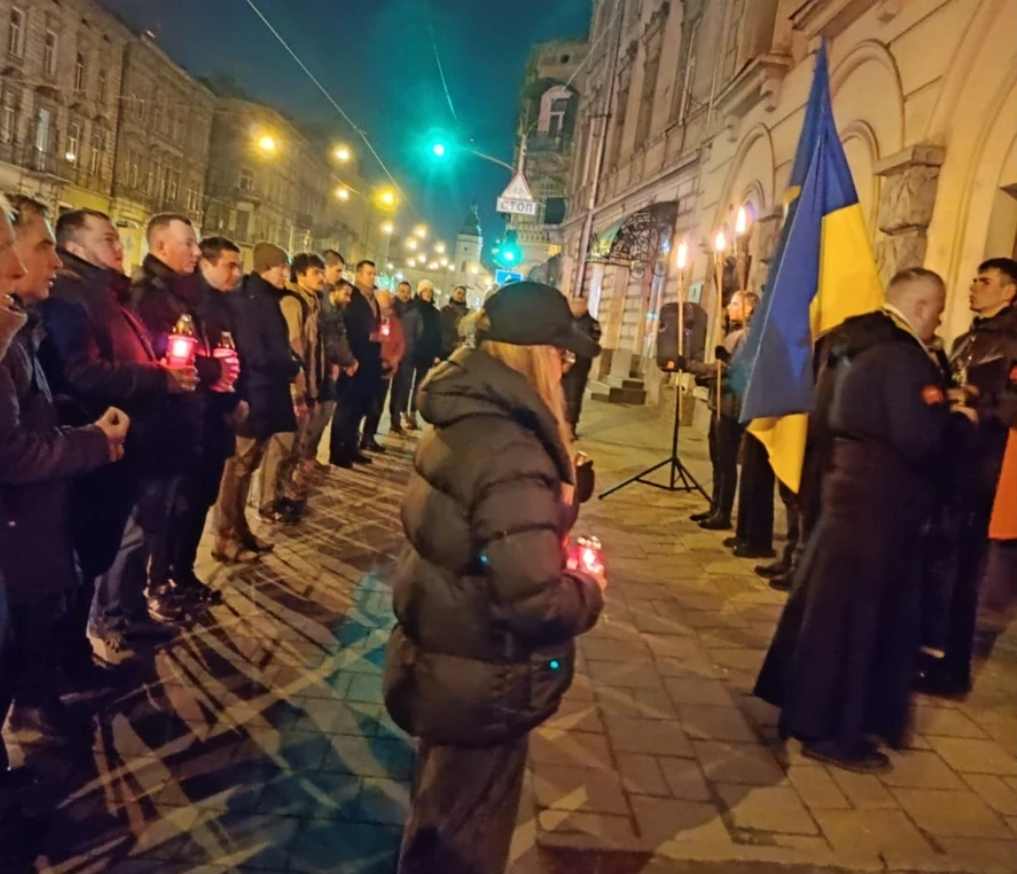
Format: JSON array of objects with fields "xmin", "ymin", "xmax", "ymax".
[{"xmin": 212, "ymin": 540, "xmax": 260, "ymax": 564}]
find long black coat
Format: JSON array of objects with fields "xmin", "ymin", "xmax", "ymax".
[
  {"xmin": 384, "ymin": 348, "xmax": 603, "ymax": 747},
  {"xmin": 341, "ymin": 287, "xmax": 382, "ymax": 404},
  {"xmin": 403, "ymin": 297, "xmax": 442, "ymax": 366},
  {"xmin": 0, "ymin": 319, "xmax": 110, "ymax": 604},
  {"xmin": 233, "ymin": 273, "xmax": 301, "ymax": 439},
  {"xmin": 755, "ymin": 324, "xmax": 963, "ymax": 749}
]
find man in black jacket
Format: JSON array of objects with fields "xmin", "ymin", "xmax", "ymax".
[
  {"xmin": 388, "ymin": 280, "xmax": 416, "ymax": 434},
  {"xmin": 134, "ymin": 214, "xmax": 231, "ymax": 615},
  {"xmin": 397, "ymin": 281, "xmax": 442, "ymax": 432},
  {"xmin": 166, "ymin": 237, "xmax": 245, "ymax": 596},
  {"xmin": 329, "ymin": 259, "xmax": 382, "ymax": 468},
  {"xmin": 920, "ymin": 257, "xmax": 1017, "ymax": 696},
  {"xmin": 0, "ymin": 194, "xmax": 127, "ymax": 754},
  {"xmin": 561, "ymin": 297, "xmax": 602, "ymax": 439},
  {"xmin": 439, "ymin": 285, "xmax": 470, "ymax": 360},
  {"xmin": 41, "ymin": 209, "xmax": 196, "ymax": 664},
  {"xmin": 214, "ymin": 243, "xmax": 300, "ymax": 560}
]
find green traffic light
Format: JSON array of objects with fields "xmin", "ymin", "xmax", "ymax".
[{"xmin": 432, "ymin": 142, "xmax": 447, "ymax": 158}]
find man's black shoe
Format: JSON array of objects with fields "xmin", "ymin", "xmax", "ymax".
[
  {"xmin": 360, "ymin": 438, "xmax": 387, "ymax": 453},
  {"xmin": 689, "ymin": 510, "xmax": 713, "ymax": 522},
  {"xmin": 173, "ymin": 575, "xmax": 223, "ymax": 605},
  {"xmin": 755, "ymin": 560, "xmax": 789, "ymax": 578},
  {"xmin": 733, "ymin": 543, "xmax": 776, "ymax": 560},
  {"xmin": 914, "ymin": 665, "xmax": 971, "ymax": 698},
  {"xmin": 352, "ymin": 452, "xmax": 374, "ymax": 465},
  {"xmin": 8, "ymin": 702, "xmax": 93, "ymax": 749},
  {"xmin": 242, "ymin": 534, "xmax": 274, "ymax": 554},
  {"xmin": 390, "ymin": 423, "xmax": 405, "ymax": 436},
  {"xmin": 769, "ymin": 573, "xmax": 793, "ymax": 592},
  {"xmin": 699, "ymin": 515, "xmax": 732, "ymax": 531},
  {"xmin": 802, "ymin": 740, "xmax": 891, "ymax": 774},
  {"xmin": 722, "ymin": 536, "xmax": 743, "ymax": 548},
  {"xmin": 332, "ymin": 456, "xmax": 354, "ymax": 469}
]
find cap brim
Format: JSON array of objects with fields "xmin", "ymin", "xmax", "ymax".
[{"xmin": 558, "ymin": 323, "xmax": 601, "ymax": 359}]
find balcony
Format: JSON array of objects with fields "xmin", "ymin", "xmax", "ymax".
[{"xmin": 527, "ymin": 133, "xmax": 572, "ymax": 154}]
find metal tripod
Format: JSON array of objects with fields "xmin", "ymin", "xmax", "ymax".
[{"xmin": 598, "ymin": 378, "xmax": 709, "ymax": 500}]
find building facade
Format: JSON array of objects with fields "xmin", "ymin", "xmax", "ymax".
[
  {"xmin": 111, "ymin": 31, "xmax": 214, "ymax": 272},
  {"xmin": 0, "ymin": 0, "xmax": 131, "ymax": 215},
  {"xmin": 561, "ymin": 0, "xmax": 1017, "ymax": 403},
  {"xmin": 509, "ymin": 38, "xmax": 588, "ymax": 278}
]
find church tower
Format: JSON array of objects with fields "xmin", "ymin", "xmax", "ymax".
[{"xmin": 454, "ymin": 204, "xmax": 483, "ymax": 274}]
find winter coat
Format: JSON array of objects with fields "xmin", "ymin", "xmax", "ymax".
[
  {"xmin": 281, "ymin": 284, "xmax": 325, "ymax": 403},
  {"xmin": 439, "ymin": 300, "xmax": 470, "ymax": 359},
  {"xmin": 233, "ymin": 273, "xmax": 301, "ymax": 438},
  {"xmin": 342, "ymin": 286, "xmax": 383, "ymax": 403},
  {"xmin": 39, "ymin": 249, "xmax": 167, "ymax": 430},
  {"xmin": 133, "ymin": 255, "xmax": 223, "ymax": 473},
  {"xmin": 950, "ymin": 305, "xmax": 1017, "ymax": 500},
  {"xmin": 0, "ymin": 316, "xmax": 110, "ymax": 605},
  {"xmin": 383, "ymin": 347, "xmax": 603, "ymax": 747},
  {"xmin": 403, "ymin": 297, "xmax": 442, "ymax": 366},
  {"xmin": 380, "ymin": 312, "xmax": 406, "ymax": 375},
  {"xmin": 318, "ymin": 289, "xmax": 354, "ymax": 403}
]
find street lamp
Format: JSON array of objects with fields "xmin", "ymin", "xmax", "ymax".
[
  {"xmin": 256, "ymin": 134, "xmax": 278, "ymax": 156},
  {"xmin": 439, "ymin": 257, "xmax": 449, "ymax": 267},
  {"xmin": 431, "ymin": 142, "xmax": 447, "ymax": 158},
  {"xmin": 375, "ymin": 187, "xmax": 398, "ymax": 210},
  {"xmin": 333, "ymin": 144, "xmax": 352, "ymax": 163},
  {"xmin": 434, "ymin": 242, "xmax": 446, "ymax": 254},
  {"xmin": 380, "ymin": 221, "xmax": 395, "ymax": 235},
  {"xmin": 414, "ymin": 224, "xmax": 428, "ymax": 239},
  {"xmin": 335, "ymin": 186, "xmax": 350, "ymax": 202},
  {"xmin": 405, "ymin": 238, "xmax": 418, "ymax": 251}
]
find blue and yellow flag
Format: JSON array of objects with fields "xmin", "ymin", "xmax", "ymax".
[{"xmin": 730, "ymin": 42, "xmax": 882, "ymax": 492}]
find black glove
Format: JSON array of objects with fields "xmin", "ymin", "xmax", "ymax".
[{"xmin": 714, "ymin": 345, "xmax": 731, "ymax": 363}]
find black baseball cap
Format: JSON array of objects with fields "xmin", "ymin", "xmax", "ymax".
[{"xmin": 481, "ymin": 281, "xmax": 601, "ymax": 358}]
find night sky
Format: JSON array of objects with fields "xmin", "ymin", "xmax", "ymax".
[{"xmin": 103, "ymin": 0, "xmax": 591, "ymax": 251}]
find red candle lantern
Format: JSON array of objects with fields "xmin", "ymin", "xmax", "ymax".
[
  {"xmin": 380, "ymin": 317, "xmax": 391, "ymax": 339},
  {"xmin": 167, "ymin": 314, "xmax": 197, "ymax": 367}
]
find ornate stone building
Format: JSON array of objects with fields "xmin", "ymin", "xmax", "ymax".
[
  {"xmin": 561, "ymin": 0, "xmax": 1017, "ymax": 403},
  {"xmin": 509, "ymin": 38, "xmax": 588, "ymax": 277},
  {"xmin": 110, "ymin": 31, "xmax": 214, "ymax": 271},
  {"xmin": 203, "ymin": 97, "xmax": 372, "ymax": 269},
  {"xmin": 0, "ymin": 0, "xmax": 130, "ymax": 214}
]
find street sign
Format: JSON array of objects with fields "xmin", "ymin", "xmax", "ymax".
[
  {"xmin": 495, "ymin": 269, "xmax": 524, "ymax": 286},
  {"xmin": 497, "ymin": 172, "xmax": 538, "ymax": 216}
]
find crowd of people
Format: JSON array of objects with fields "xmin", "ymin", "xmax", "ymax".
[
  {"xmin": 0, "ymin": 191, "xmax": 605, "ymax": 825},
  {"xmin": 686, "ymin": 260, "xmax": 1017, "ymax": 774}
]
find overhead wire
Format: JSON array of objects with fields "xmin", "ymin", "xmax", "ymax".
[
  {"xmin": 243, "ymin": 0, "xmax": 405, "ymax": 198},
  {"xmin": 430, "ymin": 26, "xmax": 459, "ymax": 123}
]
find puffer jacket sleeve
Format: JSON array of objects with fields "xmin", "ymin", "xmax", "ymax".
[{"xmin": 472, "ymin": 435, "xmax": 603, "ymax": 645}]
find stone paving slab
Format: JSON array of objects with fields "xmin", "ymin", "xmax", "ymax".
[{"xmin": 5, "ymin": 398, "xmax": 1016, "ymax": 873}]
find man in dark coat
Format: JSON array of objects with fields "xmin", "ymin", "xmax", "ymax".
[
  {"xmin": 561, "ymin": 297, "xmax": 602, "ymax": 439},
  {"xmin": 329, "ymin": 259, "xmax": 382, "ymax": 468},
  {"xmin": 133, "ymin": 214, "xmax": 226, "ymax": 618},
  {"xmin": 397, "ymin": 280, "xmax": 442, "ymax": 432},
  {"xmin": 164, "ymin": 237, "xmax": 245, "ymax": 595},
  {"xmin": 313, "ymin": 252, "xmax": 355, "ymax": 457},
  {"xmin": 388, "ymin": 280, "xmax": 417, "ymax": 435},
  {"xmin": 919, "ymin": 257, "xmax": 1017, "ymax": 695},
  {"xmin": 755, "ymin": 269, "xmax": 973, "ymax": 774},
  {"xmin": 439, "ymin": 284, "xmax": 470, "ymax": 360},
  {"xmin": 214, "ymin": 243, "xmax": 300, "ymax": 561},
  {"xmin": 0, "ymin": 195, "xmax": 126, "ymax": 753}
]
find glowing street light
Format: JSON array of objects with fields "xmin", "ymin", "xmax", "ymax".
[
  {"xmin": 387, "ymin": 262, "xmax": 395, "ymax": 270},
  {"xmin": 405, "ymin": 238, "xmax": 418, "ymax": 251},
  {"xmin": 414, "ymin": 224, "xmax": 428, "ymax": 239},
  {"xmin": 65, "ymin": 151, "xmax": 77, "ymax": 163},
  {"xmin": 333, "ymin": 144, "xmax": 352, "ymax": 163},
  {"xmin": 395, "ymin": 271, "xmax": 405, "ymax": 280},
  {"xmin": 375, "ymin": 187, "xmax": 399, "ymax": 210},
  {"xmin": 434, "ymin": 242, "xmax": 446, "ymax": 254},
  {"xmin": 428, "ymin": 260, "xmax": 439, "ymax": 270},
  {"xmin": 335, "ymin": 186, "xmax": 350, "ymax": 202},
  {"xmin": 439, "ymin": 257, "xmax": 449, "ymax": 267},
  {"xmin": 431, "ymin": 142, "xmax": 447, "ymax": 158},
  {"xmin": 256, "ymin": 134, "xmax": 278, "ymax": 155},
  {"xmin": 380, "ymin": 221, "xmax": 395, "ymax": 235}
]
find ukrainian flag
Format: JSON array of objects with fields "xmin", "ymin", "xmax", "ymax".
[{"xmin": 730, "ymin": 42, "xmax": 883, "ymax": 492}]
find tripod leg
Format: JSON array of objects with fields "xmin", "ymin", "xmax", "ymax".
[{"xmin": 598, "ymin": 458, "xmax": 673, "ymax": 499}]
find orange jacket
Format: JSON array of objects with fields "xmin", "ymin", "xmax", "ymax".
[{"xmin": 989, "ymin": 429, "xmax": 1017, "ymax": 540}]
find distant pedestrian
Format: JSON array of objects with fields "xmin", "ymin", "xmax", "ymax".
[
  {"xmin": 439, "ymin": 284, "xmax": 470, "ymax": 359},
  {"xmin": 561, "ymin": 296, "xmax": 601, "ymax": 439},
  {"xmin": 385, "ymin": 281, "xmax": 605, "ymax": 874}
]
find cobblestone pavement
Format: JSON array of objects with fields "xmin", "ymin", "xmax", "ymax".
[{"xmin": 5, "ymin": 398, "xmax": 1016, "ymax": 873}]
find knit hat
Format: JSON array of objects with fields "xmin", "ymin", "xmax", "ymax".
[
  {"xmin": 253, "ymin": 242, "xmax": 289, "ymax": 274},
  {"xmin": 481, "ymin": 281, "xmax": 601, "ymax": 359}
]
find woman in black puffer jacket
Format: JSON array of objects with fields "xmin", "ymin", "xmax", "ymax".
[{"xmin": 384, "ymin": 281, "xmax": 605, "ymax": 874}]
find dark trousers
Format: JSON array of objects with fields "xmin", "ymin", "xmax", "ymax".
[
  {"xmin": 778, "ymin": 482, "xmax": 801, "ymax": 568},
  {"xmin": 710, "ymin": 414, "xmax": 743, "ymax": 520},
  {"xmin": 942, "ymin": 503, "xmax": 992, "ymax": 685},
  {"xmin": 390, "ymin": 360, "xmax": 415, "ymax": 423},
  {"xmin": 364, "ymin": 376, "xmax": 392, "ymax": 441},
  {"xmin": 172, "ymin": 452, "xmax": 229, "ymax": 581},
  {"xmin": 398, "ymin": 735, "xmax": 528, "ymax": 874},
  {"xmin": 0, "ymin": 593, "xmax": 68, "ymax": 764},
  {"xmin": 562, "ymin": 361, "xmax": 592, "ymax": 430},
  {"xmin": 736, "ymin": 433, "xmax": 775, "ymax": 549},
  {"xmin": 409, "ymin": 361, "xmax": 430, "ymax": 414},
  {"xmin": 330, "ymin": 377, "xmax": 375, "ymax": 462}
]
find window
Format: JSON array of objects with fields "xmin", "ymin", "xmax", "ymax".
[
  {"xmin": 238, "ymin": 168, "xmax": 254, "ymax": 193},
  {"xmin": 97, "ymin": 69, "xmax": 107, "ymax": 103},
  {"xmin": 0, "ymin": 102, "xmax": 15, "ymax": 144},
  {"xmin": 66, "ymin": 121, "xmax": 80, "ymax": 162},
  {"xmin": 560, "ymin": 54, "xmax": 571, "ymax": 64},
  {"xmin": 548, "ymin": 97, "xmax": 569, "ymax": 138},
  {"xmin": 43, "ymin": 30, "xmax": 58, "ymax": 78},
  {"xmin": 128, "ymin": 150, "xmax": 140, "ymax": 188},
  {"xmin": 32, "ymin": 107, "xmax": 51, "ymax": 169},
  {"xmin": 88, "ymin": 129, "xmax": 102, "ymax": 176},
  {"xmin": 74, "ymin": 52, "xmax": 86, "ymax": 92},
  {"xmin": 166, "ymin": 171, "xmax": 179, "ymax": 204},
  {"xmin": 7, "ymin": 8, "xmax": 25, "ymax": 58}
]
